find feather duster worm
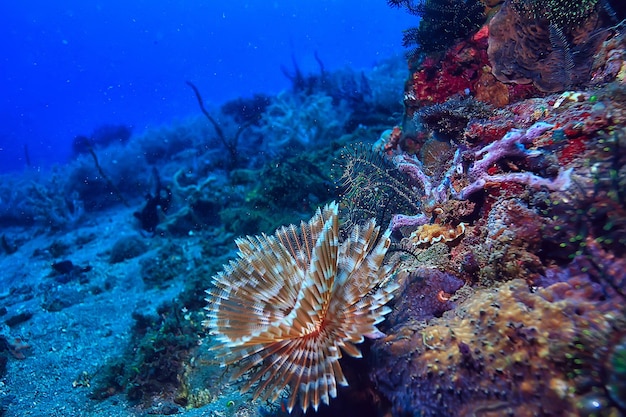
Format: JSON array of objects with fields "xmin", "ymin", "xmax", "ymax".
[{"xmin": 204, "ymin": 202, "xmax": 398, "ymax": 412}]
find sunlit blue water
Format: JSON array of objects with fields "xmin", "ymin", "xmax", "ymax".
[{"xmin": 0, "ymin": 1, "xmax": 414, "ymax": 172}]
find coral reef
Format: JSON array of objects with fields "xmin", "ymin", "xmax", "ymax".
[
  {"xmin": 372, "ymin": 265, "xmax": 626, "ymax": 416},
  {"xmin": 346, "ymin": 12, "xmax": 626, "ymax": 411},
  {"xmin": 4, "ymin": 9, "xmax": 626, "ymax": 416},
  {"xmin": 0, "ymin": 172, "xmax": 85, "ymax": 231}
]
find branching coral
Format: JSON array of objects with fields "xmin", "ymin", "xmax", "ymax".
[
  {"xmin": 187, "ymin": 81, "xmax": 250, "ymax": 169},
  {"xmin": 459, "ymin": 121, "xmax": 573, "ymax": 198},
  {"xmin": 255, "ymin": 92, "xmax": 349, "ymax": 152}
]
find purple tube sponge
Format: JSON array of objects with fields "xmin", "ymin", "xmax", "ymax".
[
  {"xmin": 386, "ymin": 268, "xmax": 465, "ymax": 326},
  {"xmin": 394, "ymin": 154, "xmax": 434, "ymax": 197},
  {"xmin": 459, "ymin": 121, "xmax": 573, "ymax": 198},
  {"xmin": 460, "ymin": 168, "xmax": 573, "ymax": 198},
  {"xmin": 469, "ymin": 121, "xmax": 553, "ymax": 177},
  {"xmin": 390, "ymin": 213, "xmax": 430, "ymax": 233}
]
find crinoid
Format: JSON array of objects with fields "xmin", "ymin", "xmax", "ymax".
[
  {"xmin": 338, "ymin": 144, "xmax": 422, "ymax": 232},
  {"xmin": 396, "ymin": 0, "xmax": 486, "ymax": 57},
  {"xmin": 204, "ymin": 202, "xmax": 398, "ymax": 412}
]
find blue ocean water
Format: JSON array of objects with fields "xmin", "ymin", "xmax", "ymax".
[{"xmin": 0, "ymin": 1, "xmax": 414, "ymax": 173}]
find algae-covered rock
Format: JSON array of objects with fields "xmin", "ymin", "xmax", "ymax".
[
  {"xmin": 371, "ymin": 266, "xmax": 626, "ymax": 416},
  {"xmin": 109, "ymin": 234, "xmax": 149, "ymax": 264}
]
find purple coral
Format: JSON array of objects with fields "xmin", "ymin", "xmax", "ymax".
[
  {"xmin": 392, "ymin": 148, "xmax": 463, "ymax": 209},
  {"xmin": 394, "ymin": 154, "xmax": 434, "ymax": 196}
]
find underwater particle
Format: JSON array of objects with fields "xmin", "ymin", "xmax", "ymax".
[
  {"xmin": 576, "ymin": 392, "xmax": 610, "ymax": 415},
  {"xmin": 606, "ymin": 336, "xmax": 626, "ymax": 410},
  {"xmin": 204, "ymin": 202, "xmax": 398, "ymax": 413}
]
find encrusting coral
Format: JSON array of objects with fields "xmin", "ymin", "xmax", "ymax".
[{"xmin": 204, "ymin": 201, "xmax": 398, "ymax": 412}]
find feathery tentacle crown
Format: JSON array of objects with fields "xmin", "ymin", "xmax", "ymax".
[{"xmin": 204, "ymin": 201, "xmax": 398, "ymax": 412}]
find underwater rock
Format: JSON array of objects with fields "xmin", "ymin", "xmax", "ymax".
[
  {"xmin": 139, "ymin": 242, "xmax": 186, "ymax": 288},
  {"xmin": 386, "ymin": 268, "xmax": 465, "ymax": 326},
  {"xmin": 371, "ymin": 272, "xmax": 626, "ymax": 416},
  {"xmin": 41, "ymin": 286, "xmax": 85, "ymax": 312},
  {"xmin": 4, "ymin": 310, "xmax": 33, "ymax": 327},
  {"xmin": 109, "ymin": 234, "xmax": 149, "ymax": 264},
  {"xmin": 49, "ymin": 260, "xmax": 92, "ymax": 284},
  {"xmin": 0, "ymin": 235, "xmax": 18, "ymax": 255},
  {"xmin": 488, "ymin": 0, "xmax": 615, "ymax": 92}
]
